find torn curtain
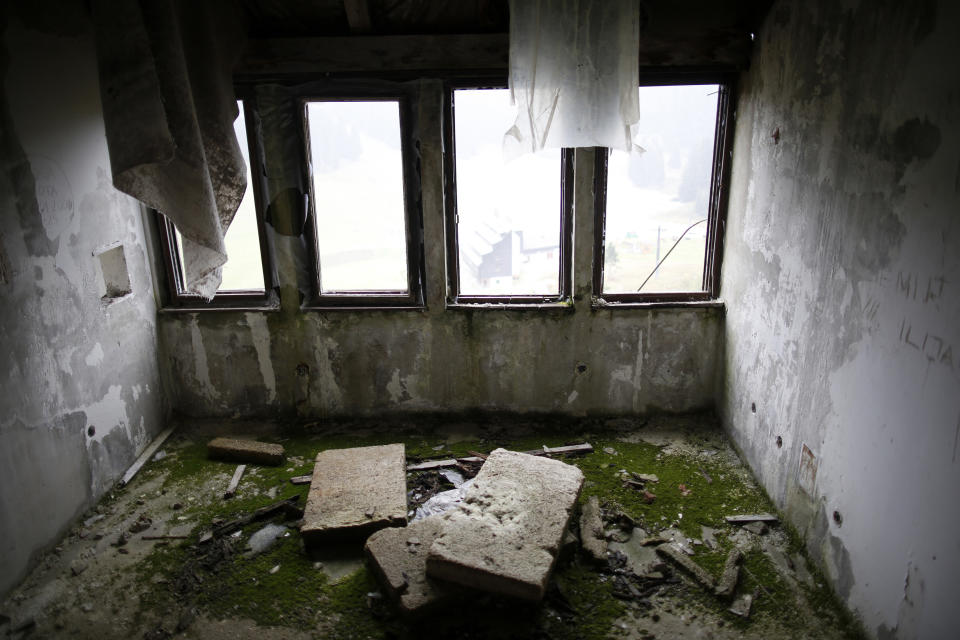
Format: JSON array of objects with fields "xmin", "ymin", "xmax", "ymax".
[
  {"xmin": 92, "ymin": 0, "xmax": 246, "ymax": 298},
  {"xmin": 505, "ymin": 0, "xmax": 641, "ymax": 156}
]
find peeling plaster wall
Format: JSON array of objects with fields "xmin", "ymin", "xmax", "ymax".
[
  {"xmin": 720, "ymin": 1, "xmax": 960, "ymax": 638},
  {"xmin": 159, "ymin": 307, "xmax": 720, "ymax": 418},
  {"xmin": 0, "ymin": 5, "xmax": 167, "ymax": 596}
]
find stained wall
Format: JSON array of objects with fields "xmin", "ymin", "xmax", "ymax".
[
  {"xmin": 720, "ymin": 1, "xmax": 960, "ymax": 637},
  {"xmin": 0, "ymin": 6, "xmax": 168, "ymax": 595}
]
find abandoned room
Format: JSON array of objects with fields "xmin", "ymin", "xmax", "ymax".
[{"xmin": 1, "ymin": 0, "xmax": 957, "ymax": 638}]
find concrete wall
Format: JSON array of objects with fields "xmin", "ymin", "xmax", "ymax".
[
  {"xmin": 158, "ymin": 84, "xmax": 723, "ymax": 419},
  {"xmin": 0, "ymin": 6, "xmax": 168, "ymax": 596},
  {"xmin": 720, "ymin": 1, "xmax": 959, "ymax": 638}
]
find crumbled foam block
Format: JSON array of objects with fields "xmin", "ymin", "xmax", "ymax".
[
  {"xmin": 426, "ymin": 448, "xmax": 584, "ymax": 601},
  {"xmin": 206, "ymin": 437, "xmax": 284, "ymax": 466},
  {"xmin": 365, "ymin": 516, "xmax": 454, "ymax": 614},
  {"xmin": 301, "ymin": 444, "xmax": 406, "ymax": 545}
]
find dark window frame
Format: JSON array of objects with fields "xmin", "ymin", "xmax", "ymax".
[
  {"xmin": 443, "ymin": 79, "xmax": 574, "ymax": 307},
  {"xmin": 300, "ymin": 86, "xmax": 426, "ymax": 310},
  {"xmin": 156, "ymin": 95, "xmax": 277, "ymax": 310},
  {"xmin": 592, "ymin": 74, "xmax": 736, "ymax": 305}
]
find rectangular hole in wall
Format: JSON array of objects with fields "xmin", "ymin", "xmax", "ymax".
[{"xmin": 97, "ymin": 244, "xmax": 131, "ymax": 299}]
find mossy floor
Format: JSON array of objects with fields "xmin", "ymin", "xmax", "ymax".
[{"xmin": 1, "ymin": 413, "xmax": 863, "ymax": 640}]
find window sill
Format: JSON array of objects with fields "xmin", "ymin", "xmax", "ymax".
[
  {"xmin": 158, "ymin": 291, "xmax": 281, "ymax": 313},
  {"xmin": 591, "ymin": 298, "xmax": 725, "ymax": 311},
  {"xmin": 301, "ymin": 304, "xmax": 427, "ymax": 312},
  {"xmin": 446, "ymin": 300, "xmax": 575, "ymax": 312}
]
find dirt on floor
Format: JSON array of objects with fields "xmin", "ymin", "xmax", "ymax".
[{"xmin": 0, "ymin": 413, "xmax": 864, "ymax": 640}]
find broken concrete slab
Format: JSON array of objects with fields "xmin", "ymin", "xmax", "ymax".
[
  {"xmin": 426, "ymin": 448, "xmax": 584, "ymax": 602},
  {"xmin": 301, "ymin": 444, "xmax": 407, "ymax": 545},
  {"xmin": 579, "ymin": 496, "xmax": 607, "ymax": 564},
  {"xmin": 365, "ymin": 516, "xmax": 455, "ymax": 614},
  {"xmin": 714, "ymin": 548, "xmax": 743, "ymax": 598},
  {"xmin": 206, "ymin": 438, "xmax": 284, "ymax": 466},
  {"xmin": 655, "ymin": 544, "xmax": 716, "ymax": 591}
]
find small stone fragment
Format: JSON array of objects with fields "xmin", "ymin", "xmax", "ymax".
[
  {"xmin": 729, "ymin": 592, "xmax": 753, "ymax": 618},
  {"xmin": 603, "ymin": 447, "xmax": 618, "ymax": 455},
  {"xmin": 714, "ymin": 548, "xmax": 743, "ymax": 598},
  {"xmin": 207, "ymin": 437, "xmax": 285, "ymax": 466},
  {"xmin": 579, "ymin": 496, "xmax": 607, "ymax": 564},
  {"xmin": 743, "ymin": 521, "xmax": 768, "ymax": 535},
  {"xmin": 655, "ymin": 544, "xmax": 716, "ymax": 591},
  {"xmin": 701, "ymin": 526, "xmax": 718, "ymax": 550},
  {"xmin": 70, "ymin": 560, "xmax": 88, "ymax": 576}
]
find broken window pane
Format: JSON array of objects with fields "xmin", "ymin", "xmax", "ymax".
[
  {"xmin": 454, "ymin": 88, "xmax": 562, "ymax": 297},
  {"xmin": 602, "ymin": 85, "xmax": 719, "ymax": 294},
  {"xmin": 175, "ymin": 100, "xmax": 265, "ymax": 292},
  {"xmin": 306, "ymin": 100, "xmax": 408, "ymax": 294}
]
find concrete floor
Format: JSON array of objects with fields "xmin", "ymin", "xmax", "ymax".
[{"xmin": 0, "ymin": 414, "xmax": 862, "ymax": 639}]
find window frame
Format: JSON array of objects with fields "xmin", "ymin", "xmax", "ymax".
[
  {"xmin": 592, "ymin": 74, "xmax": 736, "ymax": 305},
  {"xmin": 442, "ymin": 79, "xmax": 574, "ymax": 307},
  {"xmin": 300, "ymin": 87, "xmax": 426, "ymax": 310},
  {"xmin": 156, "ymin": 95, "xmax": 277, "ymax": 310}
]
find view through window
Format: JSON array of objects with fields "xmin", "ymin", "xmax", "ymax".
[
  {"xmin": 453, "ymin": 88, "xmax": 562, "ymax": 297},
  {"xmin": 602, "ymin": 84, "xmax": 719, "ymax": 294},
  {"xmin": 174, "ymin": 99, "xmax": 265, "ymax": 293},
  {"xmin": 306, "ymin": 100, "xmax": 409, "ymax": 294}
]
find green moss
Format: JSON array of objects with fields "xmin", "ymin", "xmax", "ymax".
[{"xmin": 126, "ymin": 417, "xmax": 863, "ymax": 639}]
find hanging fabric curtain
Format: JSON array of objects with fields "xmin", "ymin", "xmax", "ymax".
[
  {"xmin": 91, "ymin": 0, "xmax": 246, "ymax": 299},
  {"xmin": 505, "ymin": 0, "xmax": 641, "ymax": 156}
]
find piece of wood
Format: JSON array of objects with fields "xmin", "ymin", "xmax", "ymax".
[
  {"xmin": 289, "ymin": 474, "xmax": 311, "ymax": 485},
  {"xmin": 655, "ymin": 544, "xmax": 717, "ymax": 591},
  {"xmin": 237, "ymin": 34, "xmax": 509, "ymax": 78},
  {"xmin": 406, "ymin": 443, "xmax": 593, "ymax": 471},
  {"xmin": 725, "ymin": 513, "xmax": 779, "ymax": 524},
  {"xmin": 210, "ymin": 496, "xmax": 301, "ymax": 539},
  {"xmin": 120, "ymin": 427, "xmax": 175, "ymax": 486},
  {"xmin": 698, "ymin": 467, "xmax": 713, "ymax": 484},
  {"xmin": 224, "ymin": 464, "xmax": 246, "ymax": 499}
]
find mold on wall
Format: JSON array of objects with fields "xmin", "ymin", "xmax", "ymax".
[
  {"xmin": 720, "ymin": 0, "xmax": 960, "ymax": 638},
  {"xmin": 0, "ymin": 3, "xmax": 168, "ymax": 596}
]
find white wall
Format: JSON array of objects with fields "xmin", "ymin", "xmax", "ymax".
[
  {"xmin": 721, "ymin": 1, "xmax": 960, "ymax": 638},
  {"xmin": 0, "ymin": 3, "xmax": 168, "ymax": 595}
]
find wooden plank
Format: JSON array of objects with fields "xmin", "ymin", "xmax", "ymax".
[
  {"xmin": 224, "ymin": 464, "xmax": 246, "ymax": 499},
  {"xmin": 289, "ymin": 474, "xmax": 312, "ymax": 485},
  {"xmin": 237, "ymin": 30, "xmax": 752, "ymax": 79},
  {"xmin": 725, "ymin": 513, "xmax": 779, "ymax": 524},
  {"xmin": 120, "ymin": 427, "xmax": 175, "ymax": 486},
  {"xmin": 237, "ymin": 34, "xmax": 509, "ymax": 77},
  {"xmin": 406, "ymin": 443, "xmax": 593, "ymax": 471}
]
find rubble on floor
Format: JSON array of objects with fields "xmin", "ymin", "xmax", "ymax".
[{"xmin": 0, "ymin": 414, "xmax": 865, "ymax": 640}]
